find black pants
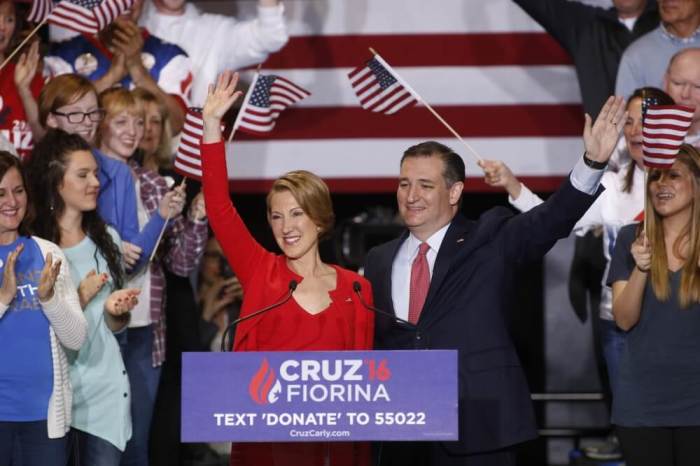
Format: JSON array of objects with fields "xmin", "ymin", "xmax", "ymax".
[{"xmin": 617, "ymin": 426, "xmax": 700, "ymax": 466}]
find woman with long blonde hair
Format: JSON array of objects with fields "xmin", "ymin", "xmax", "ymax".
[{"xmin": 609, "ymin": 144, "xmax": 700, "ymax": 465}]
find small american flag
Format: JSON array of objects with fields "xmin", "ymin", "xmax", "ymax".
[
  {"xmin": 348, "ymin": 54, "xmax": 419, "ymax": 115},
  {"xmin": 233, "ymin": 73, "xmax": 310, "ymax": 135},
  {"xmin": 174, "ymin": 108, "xmax": 204, "ymax": 180},
  {"xmin": 28, "ymin": 0, "xmax": 132, "ymax": 34},
  {"xmin": 643, "ymin": 105, "xmax": 694, "ymax": 169}
]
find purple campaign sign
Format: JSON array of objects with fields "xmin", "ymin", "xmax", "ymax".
[{"xmin": 182, "ymin": 350, "xmax": 457, "ymax": 442}]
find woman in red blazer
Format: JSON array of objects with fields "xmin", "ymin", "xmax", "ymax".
[{"xmin": 200, "ymin": 71, "xmax": 374, "ymax": 466}]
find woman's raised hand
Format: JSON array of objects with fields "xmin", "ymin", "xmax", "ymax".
[
  {"xmin": 0, "ymin": 244, "xmax": 23, "ymax": 306},
  {"xmin": 202, "ymin": 71, "xmax": 243, "ymax": 142},
  {"xmin": 14, "ymin": 41, "xmax": 40, "ymax": 92},
  {"xmin": 38, "ymin": 252, "xmax": 62, "ymax": 303},
  {"xmin": 583, "ymin": 96, "xmax": 626, "ymax": 164}
]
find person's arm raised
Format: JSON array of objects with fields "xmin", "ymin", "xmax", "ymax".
[
  {"xmin": 202, "ymin": 71, "xmax": 243, "ymax": 143},
  {"xmin": 200, "ymin": 71, "xmax": 266, "ymax": 288}
]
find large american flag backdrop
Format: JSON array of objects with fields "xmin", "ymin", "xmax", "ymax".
[{"xmin": 200, "ymin": 0, "xmax": 601, "ymax": 193}]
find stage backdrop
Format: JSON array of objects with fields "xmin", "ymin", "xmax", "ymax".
[
  {"xmin": 55, "ymin": 0, "xmax": 616, "ymax": 192},
  {"xmin": 215, "ymin": 0, "xmax": 599, "ymax": 192}
]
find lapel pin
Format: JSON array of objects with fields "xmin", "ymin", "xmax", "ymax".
[{"xmin": 456, "ymin": 238, "xmax": 464, "ymax": 243}]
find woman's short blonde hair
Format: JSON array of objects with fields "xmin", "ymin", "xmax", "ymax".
[
  {"xmin": 96, "ymin": 88, "xmax": 144, "ymax": 147},
  {"xmin": 266, "ymin": 170, "xmax": 335, "ymax": 239}
]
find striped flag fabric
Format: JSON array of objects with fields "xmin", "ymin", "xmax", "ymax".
[
  {"xmin": 642, "ymin": 105, "xmax": 694, "ymax": 169},
  {"xmin": 233, "ymin": 73, "xmax": 311, "ymax": 136},
  {"xmin": 348, "ymin": 54, "xmax": 419, "ymax": 115},
  {"xmin": 174, "ymin": 108, "xmax": 205, "ymax": 180},
  {"xmin": 198, "ymin": 0, "xmax": 592, "ymax": 193},
  {"xmin": 27, "ymin": 0, "xmax": 51, "ymax": 23},
  {"xmin": 28, "ymin": 0, "xmax": 132, "ymax": 34}
]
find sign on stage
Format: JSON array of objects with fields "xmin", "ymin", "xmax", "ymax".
[{"xmin": 182, "ymin": 350, "xmax": 457, "ymax": 442}]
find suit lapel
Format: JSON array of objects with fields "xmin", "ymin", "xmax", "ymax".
[{"xmin": 420, "ymin": 215, "xmax": 472, "ymax": 322}]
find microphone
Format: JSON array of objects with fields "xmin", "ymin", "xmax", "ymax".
[
  {"xmin": 220, "ymin": 280, "xmax": 298, "ymax": 352},
  {"xmin": 352, "ymin": 281, "xmax": 417, "ymax": 329}
]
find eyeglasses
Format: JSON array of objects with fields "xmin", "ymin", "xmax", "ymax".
[{"xmin": 51, "ymin": 109, "xmax": 106, "ymax": 124}]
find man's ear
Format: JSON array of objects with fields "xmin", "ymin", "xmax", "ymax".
[{"xmin": 449, "ymin": 181, "xmax": 464, "ymax": 206}]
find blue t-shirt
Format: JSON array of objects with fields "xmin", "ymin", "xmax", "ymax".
[{"xmin": 0, "ymin": 236, "xmax": 52, "ymax": 421}]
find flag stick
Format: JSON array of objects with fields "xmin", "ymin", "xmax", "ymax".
[
  {"xmin": 227, "ymin": 64, "xmax": 262, "ymax": 143},
  {"xmin": 148, "ymin": 177, "xmax": 187, "ymax": 264},
  {"xmin": 0, "ymin": 19, "xmax": 46, "ymax": 72},
  {"xmin": 369, "ymin": 47, "xmax": 483, "ymax": 163},
  {"xmin": 643, "ymin": 168, "xmax": 648, "ymax": 244}
]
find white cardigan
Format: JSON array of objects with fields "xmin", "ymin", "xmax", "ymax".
[{"xmin": 0, "ymin": 236, "xmax": 86, "ymax": 438}]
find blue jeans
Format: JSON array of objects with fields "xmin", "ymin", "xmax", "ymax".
[
  {"xmin": 119, "ymin": 325, "xmax": 162, "ymax": 466},
  {"xmin": 600, "ymin": 318, "xmax": 626, "ymax": 398},
  {"xmin": 69, "ymin": 428, "xmax": 121, "ymax": 466},
  {"xmin": 0, "ymin": 420, "xmax": 67, "ymax": 466}
]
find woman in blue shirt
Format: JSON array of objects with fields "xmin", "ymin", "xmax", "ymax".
[{"xmin": 0, "ymin": 150, "xmax": 87, "ymax": 465}]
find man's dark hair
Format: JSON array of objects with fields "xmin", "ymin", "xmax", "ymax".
[{"xmin": 400, "ymin": 140, "xmax": 466, "ymax": 187}]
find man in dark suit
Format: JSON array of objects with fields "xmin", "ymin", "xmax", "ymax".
[{"xmin": 363, "ymin": 97, "xmax": 626, "ymax": 466}]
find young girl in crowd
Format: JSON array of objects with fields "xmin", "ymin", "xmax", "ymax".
[
  {"xmin": 0, "ymin": 151, "xmax": 87, "ymax": 465},
  {"xmin": 25, "ymin": 129, "xmax": 141, "ymax": 466},
  {"xmin": 97, "ymin": 87, "xmax": 207, "ymax": 466},
  {"xmin": 609, "ymin": 144, "xmax": 700, "ymax": 465},
  {"xmin": 201, "ymin": 71, "xmax": 373, "ymax": 466}
]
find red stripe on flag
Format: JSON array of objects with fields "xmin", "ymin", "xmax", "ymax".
[
  {"xmin": 232, "ymin": 105, "xmax": 584, "ymax": 140},
  {"xmin": 263, "ymin": 33, "xmax": 572, "ymax": 69}
]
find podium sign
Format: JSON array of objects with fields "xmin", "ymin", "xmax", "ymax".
[{"xmin": 182, "ymin": 350, "xmax": 457, "ymax": 442}]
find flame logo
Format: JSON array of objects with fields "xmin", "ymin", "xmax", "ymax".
[{"xmin": 249, "ymin": 358, "xmax": 280, "ymax": 404}]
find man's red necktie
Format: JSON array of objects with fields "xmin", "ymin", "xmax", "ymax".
[{"xmin": 408, "ymin": 242, "xmax": 431, "ymax": 324}]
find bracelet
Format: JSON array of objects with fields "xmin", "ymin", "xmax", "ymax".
[
  {"xmin": 582, "ymin": 151, "xmax": 608, "ymax": 170},
  {"xmin": 635, "ymin": 264, "xmax": 650, "ymax": 273}
]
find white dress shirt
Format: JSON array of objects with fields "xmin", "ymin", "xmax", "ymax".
[{"xmin": 391, "ymin": 224, "xmax": 449, "ymax": 321}]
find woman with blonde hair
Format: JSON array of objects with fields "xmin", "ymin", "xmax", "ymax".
[
  {"xmin": 97, "ymin": 87, "xmax": 207, "ymax": 466},
  {"xmin": 201, "ymin": 71, "xmax": 373, "ymax": 466},
  {"xmin": 609, "ymin": 144, "xmax": 700, "ymax": 465},
  {"xmin": 132, "ymin": 87, "xmax": 173, "ymax": 172}
]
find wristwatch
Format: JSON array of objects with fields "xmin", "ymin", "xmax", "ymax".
[{"xmin": 582, "ymin": 151, "xmax": 608, "ymax": 170}]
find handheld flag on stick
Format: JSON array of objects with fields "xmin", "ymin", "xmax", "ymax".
[
  {"xmin": 640, "ymin": 104, "xmax": 694, "ymax": 238},
  {"xmin": 348, "ymin": 55, "xmax": 418, "ymax": 115},
  {"xmin": 348, "ymin": 49, "xmax": 483, "ymax": 162},
  {"xmin": 174, "ymin": 107, "xmax": 205, "ymax": 180},
  {"xmin": 28, "ymin": 0, "xmax": 133, "ymax": 34},
  {"xmin": 231, "ymin": 73, "xmax": 310, "ymax": 137},
  {"xmin": 642, "ymin": 105, "xmax": 694, "ymax": 169}
]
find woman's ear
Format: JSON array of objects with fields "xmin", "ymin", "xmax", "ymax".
[{"xmin": 46, "ymin": 113, "xmax": 58, "ymax": 129}]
